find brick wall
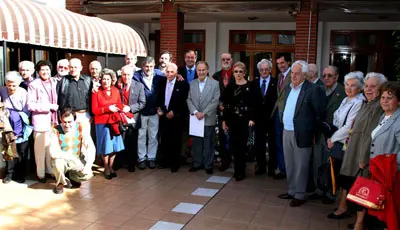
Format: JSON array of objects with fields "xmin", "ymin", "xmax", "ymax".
[
  {"xmin": 295, "ymin": 0, "xmax": 318, "ymax": 64},
  {"xmin": 66, "ymin": 0, "xmax": 85, "ymax": 14}
]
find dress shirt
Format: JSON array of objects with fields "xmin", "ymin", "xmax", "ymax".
[
  {"xmin": 283, "ymin": 81, "xmax": 304, "ymax": 131},
  {"xmin": 325, "ymin": 82, "xmax": 338, "ymax": 96},
  {"xmin": 259, "ymin": 75, "xmax": 271, "ymax": 96},
  {"xmin": 199, "ymin": 77, "xmax": 208, "ymax": 93},
  {"xmin": 165, "ymin": 77, "xmax": 176, "ymax": 109},
  {"xmin": 280, "ymin": 68, "xmax": 291, "ymax": 85},
  {"xmin": 313, "ymin": 78, "xmax": 319, "ymax": 84},
  {"xmin": 67, "ymin": 76, "xmax": 90, "ymax": 111},
  {"xmin": 371, "ymin": 115, "xmax": 392, "ymax": 139},
  {"xmin": 186, "ymin": 66, "xmax": 196, "ymax": 83},
  {"xmin": 142, "ymin": 72, "xmax": 154, "ymax": 90}
]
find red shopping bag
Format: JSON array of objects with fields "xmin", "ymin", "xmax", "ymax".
[{"xmin": 347, "ymin": 176, "xmax": 385, "ymax": 210}]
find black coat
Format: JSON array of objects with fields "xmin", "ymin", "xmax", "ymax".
[
  {"xmin": 178, "ymin": 66, "xmax": 198, "ymax": 83},
  {"xmin": 157, "ymin": 79, "xmax": 189, "ymax": 117},
  {"xmin": 251, "ymin": 77, "xmax": 278, "ymax": 125}
]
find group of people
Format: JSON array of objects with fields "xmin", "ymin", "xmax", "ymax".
[{"xmin": 1, "ymin": 50, "xmax": 399, "ymax": 229}]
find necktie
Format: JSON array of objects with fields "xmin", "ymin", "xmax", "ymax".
[
  {"xmin": 279, "ymin": 73, "xmax": 285, "ymax": 90},
  {"xmin": 261, "ymin": 79, "xmax": 266, "ymax": 96},
  {"xmin": 223, "ymin": 72, "xmax": 229, "ymax": 87},
  {"xmin": 165, "ymin": 81, "xmax": 173, "ymax": 109},
  {"xmin": 188, "ymin": 69, "xmax": 193, "ymax": 80}
]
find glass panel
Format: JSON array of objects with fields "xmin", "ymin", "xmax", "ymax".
[
  {"xmin": 357, "ymin": 34, "xmax": 376, "ymax": 46},
  {"xmin": 354, "ymin": 53, "xmax": 374, "ymax": 75},
  {"xmin": 255, "ymin": 33, "xmax": 272, "ymax": 44},
  {"xmin": 333, "ymin": 34, "xmax": 351, "ymax": 46},
  {"xmin": 231, "ymin": 33, "xmax": 249, "ymax": 44},
  {"xmin": 7, "ymin": 47, "xmax": 18, "ymax": 71},
  {"xmin": 278, "ymin": 34, "xmax": 295, "ymax": 44},
  {"xmin": 19, "ymin": 44, "xmax": 32, "ymax": 61},
  {"xmin": 332, "ymin": 53, "xmax": 351, "ymax": 83},
  {"xmin": 232, "ymin": 51, "xmax": 250, "ymax": 79},
  {"xmin": 253, "ymin": 52, "xmax": 273, "ymax": 79},
  {"xmin": 35, "ymin": 50, "xmax": 47, "ymax": 62},
  {"xmin": 184, "ymin": 32, "xmax": 204, "ymax": 43}
]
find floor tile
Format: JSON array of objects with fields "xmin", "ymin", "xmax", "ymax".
[
  {"xmin": 149, "ymin": 220, "xmax": 184, "ymax": 230},
  {"xmin": 172, "ymin": 202, "xmax": 204, "ymax": 215},
  {"xmin": 191, "ymin": 188, "xmax": 219, "ymax": 197},
  {"xmin": 206, "ymin": 176, "xmax": 231, "ymax": 184}
]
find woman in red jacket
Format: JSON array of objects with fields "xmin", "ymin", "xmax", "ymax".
[{"xmin": 92, "ymin": 69, "xmax": 128, "ymax": 179}]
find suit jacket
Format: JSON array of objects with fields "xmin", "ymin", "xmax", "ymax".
[
  {"xmin": 370, "ymin": 109, "xmax": 400, "ymax": 167},
  {"xmin": 120, "ymin": 80, "xmax": 146, "ymax": 128},
  {"xmin": 273, "ymin": 69, "xmax": 292, "ymax": 119},
  {"xmin": 158, "ymin": 78, "xmax": 189, "ymax": 118},
  {"xmin": 178, "ymin": 66, "xmax": 198, "ymax": 83},
  {"xmin": 281, "ymin": 80, "xmax": 326, "ymax": 148},
  {"xmin": 325, "ymin": 83, "xmax": 346, "ymax": 124},
  {"xmin": 251, "ymin": 77, "xmax": 278, "ymax": 125},
  {"xmin": 133, "ymin": 70, "xmax": 165, "ymax": 116},
  {"xmin": 187, "ymin": 77, "xmax": 220, "ymax": 126},
  {"xmin": 315, "ymin": 78, "xmax": 324, "ymax": 86}
]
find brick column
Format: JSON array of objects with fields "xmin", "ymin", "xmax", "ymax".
[
  {"xmin": 295, "ymin": 0, "xmax": 318, "ymax": 63},
  {"xmin": 160, "ymin": 1, "xmax": 184, "ymax": 67}
]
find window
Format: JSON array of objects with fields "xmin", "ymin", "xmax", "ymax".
[
  {"xmin": 278, "ymin": 34, "xmax": 295, "ymax": 45},
  {"xmin": 184, "ymin": 30, "xmax": 206, "ymax": 61}
]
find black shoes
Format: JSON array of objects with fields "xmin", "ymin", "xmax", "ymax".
[
  {"xmin": 327, "ymin": 211, "xmax": 350, "ymax": 219},
  {"xmin": 128, "ymin": 165, "xmax": 135, "ymax": 172},
  {"xmin": 308, "ymin": 193, "xmax": 324, "ymax": 200},
  {"xmin": 278, "ymin": 193, "xmax": 294, "ymax": 200},
  {"xmin": 53, "ymin": 184, "xmax": 64, "ymax": 194},
  {"xmin": 273, "ymin": 172, "xmax": 286, "ymax": 180},
  {"xmin": 148, "ymin": 161, "xmax": 156, "ymax": 169},
  {"xmin": 290, "ymin": 199, "xmax": 306, "ymax": 207},
  {"xmin": 111, "ymin": 172, "xmax": 117, "ymax": 178},
  {"xmin": 255, "ymin": 168, "xmax": 266, "ymax": 176},
  {"xmin": 205, "ymin": 168, "xmax": 213, "ymax": 174},
  {"xmin": 38, "ymin": 177, "xmax": 47, "ymax": 183},
  {"xmin": 138, "ymin": 161, "xmax": 147, "ymax": 170},
  {"xmin": 189, "ymin": 166, "xmax": 202, "ymax": 172},
  {"xmin": 70, "ymin": 180, "xmax": 82, "ymax": 188},
  {"xmin": 218, "ymin": 163, "xmax": 230, "ymax": 172},
  {"xmin": 104, "ymin": 173, "xmax": 112, "ymax": 180},
  {"xmin": 2, "ymin": 176, "xmax": 11, "ymax": 184},
  {"xmin": 235, "ymin": 175, "xmax": 245, "ymax": 181}
]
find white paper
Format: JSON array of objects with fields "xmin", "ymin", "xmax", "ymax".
[{"xmin": 189, "ymin": 114, "xmax": 204, "ymax": 137}]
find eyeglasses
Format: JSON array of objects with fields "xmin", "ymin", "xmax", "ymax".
[
  {"xmin": 323, "ymin": 73, "xmax": 335, "ymax": 78},
  {"xmin": 259, "ymin": 68, "xmax": 270, "ymax": 72},
  {"xmin": 234, "ymin": 70, "xmax": 244, "ymax": 74},
  {"xmin": 222, "ymin": 58, "xmax": 231, "ymax": 61},
  {"xmin": 58, "ymin": 66, "xmax": 69, "ymax": 70}
]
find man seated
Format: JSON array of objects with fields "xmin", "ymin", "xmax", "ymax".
[{"xmin": 49, "ymin": 107, "xmax": 95, "ymax": 194}]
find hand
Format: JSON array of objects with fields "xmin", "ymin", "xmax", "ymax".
[
  {"xmin": 176, "ymin": 74, "xmax": 184, "ymax": 81},
  {"xmin": 249, "ymin": 120, "xmax": 255, "ymax": 127},
  {"xmin": 219, "ymin": 104, "xmax": 224, "ymax": 111},
  {"xmin": 166, "ymin": 111, "xmax": 174, "ymax": 119},
  {"xmin": 157, "ymin": 107, "xmax": 163, "ymax": 116},
  {"xmin": 222, "ymin": 121, "xmax": 228, "ymax": 132},
  {"xmin": 359, "ymin": 163, "xmax": 366, "ymax": 169},
  {"xmin": 108, "ymin": 104, "xmax": 118, "ymax": 112},
  {"xmin": 195, "ymin": 112, "xmax": 204, "ymax": 120},
  {"xmin": 123, "ymin": 105, "xmax": 130, "ymax": 113},
  {"xmin": 92, "ymin": 86, "xmax": 99, "ymax": 93},
  {"xmin": 327, "ymin": 138, "xmax": 334, "ymax": 149}
]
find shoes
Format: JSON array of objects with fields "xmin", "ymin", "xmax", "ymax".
[
  {"xmin": 111, "ymin": 172, "xmax": 117, "ymax": 178},
  {"xmin": 189, "ymin": 167, "xmax": 201, "ymax": 172},
  {"xmin": 138, "ymin": 161, "xmax": 147, "ymax": 170},
  {"xmin": 2, "ymin": 176, "xmax": 11, "ymax": 184},
  {"xmin": 15, "ymin": 178, "xmax": 25, "ymax": 184},
  {"xmin": 104, "ymin": 173, "xmax": 112, "ymax": 180},
  {"xmin": 128, "ymin": 165, "xmax": 135, "ymax": 172},
  {"xmin": 205, "ymin": 168, "xmax": 214, "ymax": 174},
  {"xmin": 70, "ymin": 180, "xmax": 81, "ymax": 188},
  {"xmin": 218, "ymin": 163, "xmax": 230, "ymax": 172},
  {"xmin": 148, "ymin": 161, "xmax": 156, "ymax": 169},
  {"xmin": 273, "ymin": 172, "xmax": 286, "ymax": 180},
  {"xmin": 327, "ymin": 211, "xmax": 350, "ymax": 219},
  {"xmin": 38, "ymin": 177, "xmax": 47, "ymax": 183},
  {"xmin": 267, "ymin": 170, "xmax": 275, "ymax": 177},
  {"xmin": 171, "ymin": 167, "xmax": 179, "ymax": 173},
  {"xmin": 45, "ymin": 173, "xmax": 55, "ymax": 180},
  {"xmin": 235, "ymin": 175, "xmax": 245, "ymax": 181},
  {"xmin": 308, "ymin": 193, "xmax": 324, "ymax": 200},
  {"xmin": 347, "ymin": 223, "xmax": 355, "ymax": 229},
  {"xmin": 321, "ymin": 196, "xmax": 336, "ymax": 205},
  {"xmin": 255, "ymin": 168, "xmax": 266, "ymax": 176},
  {"xmin": 278, "ymin": 193, "xmax": 294, "ymax": 200},
  {"xmin": 53, "ymin": 184, "xmax": 64, "ymax": 194},
  {"xmin": 290, "ymin": 199, "xmax": 306, "ymax": 207}
]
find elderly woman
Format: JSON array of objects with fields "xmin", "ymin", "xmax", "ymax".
[
  {"xmin": 327, "ymin": 71, "xmax": 366, "ymax": 219},
  {"xmin": 222, "ymin": 61, "xmax": 257, "ymax": 181},
  {"xmin": 27, "ymin": 60, "xmax": 59, "ymax": 183},
  {"xmin": 118, "ymin": 65, "xmax": 145, "ymax": 172},
  {"xmin": 0, "ymin": 71, "xmax": 32, "ymax": 183},
  {"xmin": 92, "ymin": 68, "xmax": 127, "ymax": 179}
]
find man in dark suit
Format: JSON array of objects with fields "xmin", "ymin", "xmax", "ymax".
[
  {"xmin": 212, "ymin": 53, "xmax": 235, "ymax": 171},
  {"xmin": 133, "ymin": 56, "xmax": 165, "ymax": 170},
  {"xmin": 252, "ymin": 59, "xmax": 278, "ymax": 176},
  {"xmin": 277, "ymin": 60, "xmax": 325, "ymax": 207},
  {"xmin": 308, "ymin": 64, "xmax": 323, "ymax": 86},
  {"xmin": 157, "ymin": 63, "xmax": 189, "ymax": 172},
  {"xmin": 178, "ymin": 50, "xmax": 198, "ymax": 84}
]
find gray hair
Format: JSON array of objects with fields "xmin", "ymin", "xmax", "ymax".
[
  {"xmin": 142, "ymin": 56, "xmax": 155, "ymax": 66},
  {"xmin": 308, "ymin": 64, "xmax": 317, "ymax": 75},
  {"xmin": 121, "ymin": 65, "xmax": 134, "ymax": 74},
  {"xmin": 324, "ymin": 65, "xmax": 339, "ymax": 75},
  {"xmin": 365, "ymin": 72, "xmax": 387, "ymax": 84},
  {"xmin": 291, "ymin": 60, "xmax": 309, "ymax": 73},
  {"xmin": 257, "ymin": 59, "xmax": 272, "ymax": 70},
  {"xmin": 18, "ymin": 60, "xmax": 34, "ymax": 70},
  {"xmin": 344, "ymin": 71, "xmax": 364, "ymax": 89},
  {"xmin": 57, "ymin": 59, "xmax": 69, "ymax": 67},
  {"xmin": 5, "ymin": 71, "xmax": 22, "ymax": 85},
  {"xmin": 101, "ymin": 68, "xmax": 116, "ymax": 80}
]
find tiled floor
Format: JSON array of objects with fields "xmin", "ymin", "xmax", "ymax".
[{"xmin": 0, "ymin": 164, "xmax": 354, "ymax": 230}]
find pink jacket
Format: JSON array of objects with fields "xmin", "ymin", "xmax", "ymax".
[{"xmin": 27, "ymin": 78, "xmax": 58, "ymax": 132}]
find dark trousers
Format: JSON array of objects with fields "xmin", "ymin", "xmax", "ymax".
[
  {"xmin": 159, "ymin": 116, "xmax": 183, "ymax": 169},
  {"xmin": 255, "ymin": 122, "xmax": 271, "ymax": 171},
  {"xmin": 218, "ymin": 116, "xmax": 231, "ymax": 167},
  {"xmin": 5, "ymin": 141, "xmax": 29, "ymax": 180},
  {"xmin": 274, "ymin": 112, "xmax": 286, "ymax": 174},
  {"xmin": 124, "ymin": 127, "xmax": 139, "ymax": 167},
  {"xmin": 230, "ymin": 118, "xmax": 249, "ymax": 177},
  {"xmin": 192, "ymin": 126, "xmax": 216, "ymax": 169}
]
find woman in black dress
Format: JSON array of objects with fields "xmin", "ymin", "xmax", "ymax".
[{"xmin": 222, "ymin": 62, "xmax": 257, "ymax": 181}]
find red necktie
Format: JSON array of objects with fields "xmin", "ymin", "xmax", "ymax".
[{"xmin": 279, "ymin": 74, "xmax": 285, "ymax": 90}]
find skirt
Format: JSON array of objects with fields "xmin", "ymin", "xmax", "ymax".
[{"xmin": 95, "ymin": 124, "xmax": 125, "ymax": 155}]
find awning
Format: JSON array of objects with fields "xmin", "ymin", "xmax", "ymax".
[{"xmin": 0, "ymin": 0, "xmax": 147, "ymax": 56}]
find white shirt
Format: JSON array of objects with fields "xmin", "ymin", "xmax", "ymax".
[
  {"xmin": 142, "ymin": 73, "xmax": 153, "ymax": 89},
  {"xmin": 371, "ymin": 115, "xmax": 392, "ymax": 139},
  {"xmin": 164, "ymin": 77, "xmax": 176, "ymax": 108},
  {"xmin": 199, "ymin": 77, "xmax": 207, "ymax": 93}
]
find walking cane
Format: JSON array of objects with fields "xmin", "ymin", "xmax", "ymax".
[{"xmin": 330, "ymin": 156, "xmax": 336, "ymax": 196}]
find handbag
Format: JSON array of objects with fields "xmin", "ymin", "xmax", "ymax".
[{"xmin": 347, "ymin": 171, "xmax": 385, "ymax": 210}]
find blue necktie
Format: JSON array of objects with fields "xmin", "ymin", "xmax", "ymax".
[{"xmin": 261, "ymin": 79, "xmax": 266, "ymax": 96}]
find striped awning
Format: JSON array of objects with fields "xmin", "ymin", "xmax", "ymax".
[{"xmin": 0, "ymin": 0, "xmax": 147, "ymax": 56}]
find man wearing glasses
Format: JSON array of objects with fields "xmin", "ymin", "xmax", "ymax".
[
  {"xmin": 53, "ymin": 59, "xmax": 70, "ymax": 82},
  {"xmin": 212, "ymin": 53, "xmax": 235, "ymax": 171}
]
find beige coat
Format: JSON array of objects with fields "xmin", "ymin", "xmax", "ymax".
[{"xmin": 340, "ymin": 99, "xmax": 382, "ymax": 177}]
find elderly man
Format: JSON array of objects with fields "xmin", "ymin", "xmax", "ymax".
[
  {"xmin": 271, "ymin": 53, "xmax": 292, "ymax": 180},
  {"xmin": 158, "ymin": 51, "xmax": 173, "ymax": 73},
  {"xmin": 53, "ymin": 59, "xmax": 70, "ymax": 82},
  {"xmin": 187, "ymin": 61, "xmax": 220, "ymax": 174},
  {"xmin": 212, "ymin": 53, "xmax": 234, "ymax": 171},
  {"xmin": 157, "ymin": 63, "xmax": 189, "ymax": 172},
  {"xmin": 19, "ymin": 61, "xmax": 35, "ymax": 90},
  {"xmin": 57, "ymin": 58, "xmax": 92, "ymax": 134},
  {"xmin": 89, "ymin": 60, "xmax": 102, "ymax": 89},
  {"xmin": 251, "ymin": 59, "xmax": 278, "ymax": 176},
  {"xmin": 277, "ymin": 60, "xmax": 325, "ymax": 207},
  {"xmin": 125, "ymin": 52, "xmax": 139, "ymax": 71},
  {"xmin": 133, "ymin": 56, "xmax": 165, "ymax": 170},
  {"xmin": 308, "ymin": 64, "xmax": 323, "ymax": 86},
  {"xmin": 50, "ymin": 108, "xmax": 95, "ymax": 194}
]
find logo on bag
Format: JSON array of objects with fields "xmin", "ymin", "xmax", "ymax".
[{"xmin": 357, "ymin": 187, "xmax": 370, "ymax": 199}]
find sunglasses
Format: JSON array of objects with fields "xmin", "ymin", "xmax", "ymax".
[
  {"xmin": 323, "ymin": 73, "xmax": 335, "ymax": 78},
  {"xmin": 234, "ymin": 70, "xmax": 244, "ymax": 74}
]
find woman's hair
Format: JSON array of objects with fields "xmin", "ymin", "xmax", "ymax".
[
  {"xmin": 232, "ymin": 61, "xmax": 246, "ymax": 73},
  {"xmin": 35, "ymin": 60, "xmax": 53, "ymax": 72},
  {"xmin": 5, "ymin": 71, "xmax": 22, "ymax": 85},
  {"xmin": 344, "ymin": 71, "xmax": 364, "ymax": 89},
  {"xmin": 365, "ymin": 72, "xmax": 387, "ymax": 84},
  {"xmin": 379, "ymin": 81, "xmax": 400, "ymax": 100},
  {"xmin": 101, "ymin": 68, "xmax": 116, "ymax": 80},
  {"xmin": 196, "ymin": 61, "xmax": 209, "ymax": 70}
]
